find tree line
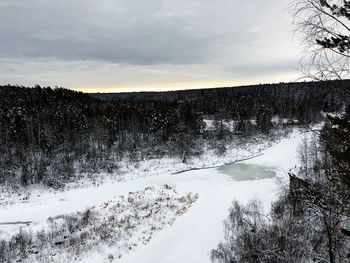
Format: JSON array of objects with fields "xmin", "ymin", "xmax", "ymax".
[{"xmin": 0, "ymin": 80, "xmax": 348, "ymax": 188}]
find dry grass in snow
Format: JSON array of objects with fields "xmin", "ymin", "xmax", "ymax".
[{"xmin": 0, "ymin": 185, "xmax": 198, "ymax": 263}]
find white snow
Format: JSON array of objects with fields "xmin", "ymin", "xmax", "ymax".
[
  {"xmin": 0, "ymin": 128, "xmax": 307, "ymax": 263},
  {"xmin": 9, "ymin": 185, "xmax": 198, "ymax": 263},
  {"xmin": 245, "ymin": 129, "xmax": 303, "ymax": 170}
]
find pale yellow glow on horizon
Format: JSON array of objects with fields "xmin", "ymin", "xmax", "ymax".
[
  {"xmin": 72, "ymin": 72, "xmax": 299, "ymax": 93},
  {"xmin": 73, "ymin": 81, "xmax": 238, "ymax": 93}
]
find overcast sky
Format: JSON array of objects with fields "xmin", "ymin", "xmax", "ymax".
[{"xmin": 0, "ymin": 0, "xmax": 301, "ymax": 92}]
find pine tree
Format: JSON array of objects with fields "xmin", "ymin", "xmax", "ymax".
[{"xmin": 322, "ymin": 106, "xmax": 350, "ymax": 189}]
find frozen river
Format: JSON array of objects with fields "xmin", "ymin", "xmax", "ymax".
[{"xmin": 0, "ymin": 129, "xmax": 305, "ymax": 263}]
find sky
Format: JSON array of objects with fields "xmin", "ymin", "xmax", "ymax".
[{"xmin": 0, "ymin": 0, "xmax": 302, "ymax": 92}]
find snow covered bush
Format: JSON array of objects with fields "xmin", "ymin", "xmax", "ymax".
[
  {"xmin": 211, "ymin": 198, "xmax": 311, "ymax": 263},
  {"xmin": 211, "ymin": 195, "xmax": 347, "ymax": 263}
]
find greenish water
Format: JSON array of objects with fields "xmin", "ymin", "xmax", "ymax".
[{"xmin": 218, "ymin": 163, "xmax": 276, "ymax": 181}]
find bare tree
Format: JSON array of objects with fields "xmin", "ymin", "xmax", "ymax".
[{"xmin": 291, "ymin": 0, "xmax": 350, "ymax": 81}]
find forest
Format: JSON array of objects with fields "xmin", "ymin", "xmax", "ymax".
[{"xmin": 0, "ymin": 80, "xmax": 349, "ymax": 188}]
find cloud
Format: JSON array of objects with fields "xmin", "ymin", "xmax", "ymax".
[{"xmin": 0, "ymin": 0, "xmax": 301, "ymax": 90}]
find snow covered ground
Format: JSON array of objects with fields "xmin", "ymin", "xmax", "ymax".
[{"xmin": 0, "ymin": 127, "xmax": 308, "ymax": 263}]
